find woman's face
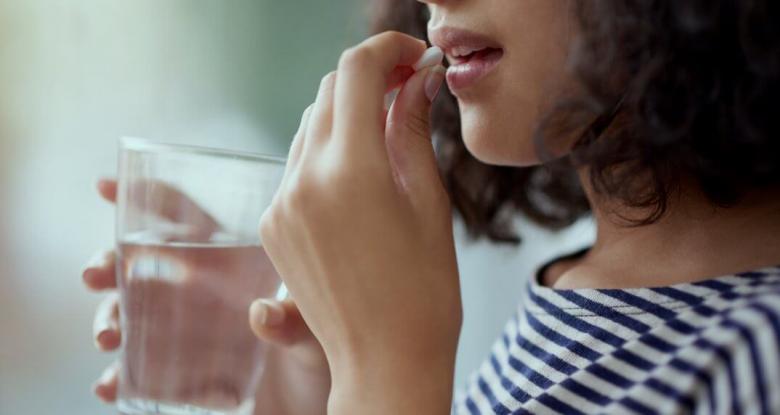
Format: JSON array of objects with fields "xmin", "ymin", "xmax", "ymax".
[{"xmin": 420, "ymin": 0, "xmax": 575, "ymax": 166}]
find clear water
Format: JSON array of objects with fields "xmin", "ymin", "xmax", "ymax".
[
  {"xmin": 118, "ymin": 398, "xmax": 255, "ymax": 415},
  {"xmin": 116, "ymin": 237, "xmax": 280, "ymax": 415}
]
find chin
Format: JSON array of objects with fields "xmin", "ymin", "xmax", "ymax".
[{"xmin": 459, "ymin": 104, "xmax": 541, "ymax": 167}]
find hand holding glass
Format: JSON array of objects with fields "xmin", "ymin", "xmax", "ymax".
[{"xmin": 115, "ymin": 138, "xmax": 285, "ymax": 415}]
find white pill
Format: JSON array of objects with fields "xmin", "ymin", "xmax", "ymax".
[{"xmin": 413, "ymin": 46, "xmax": 444, "ymax": 71}]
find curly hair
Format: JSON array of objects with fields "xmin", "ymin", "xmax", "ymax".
[{"xmin": 371, "ymin": 0, "xmax": 780, "ymax": 244}]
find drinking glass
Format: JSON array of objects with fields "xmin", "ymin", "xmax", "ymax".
[{"xmin": 115, "ymin": 137, "xmax": 285, "ymax": 415}]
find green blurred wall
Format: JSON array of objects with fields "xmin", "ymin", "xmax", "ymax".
[
  {"xmin": 226, "ymin": 1, "xmax": 366, "ymax": 151},
  {"xmin": 0, "ymin": 0, "xmax": 365, "ymax": 153},
  {"xmin": 202, "ymin": 0, "xmax": 366, "ymax": 152},
  {"xmin": 0, "ymin": 2, "xmax": 365, "ymax": 413}
]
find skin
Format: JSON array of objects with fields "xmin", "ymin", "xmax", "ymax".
[
  {"xmin": 84, "ymin": 0, "xmax": 780, "ymax": 413},
  {"xmin": 426, "ymin": 0, "xmax": 577, "ymax": 165},
  {"xmin": 83, "ymin": 180, "xmax": 330, "ymax": 414},
  {"xmin": 259, "ymin": 34, "xmax": 459, "ymax": 414}
]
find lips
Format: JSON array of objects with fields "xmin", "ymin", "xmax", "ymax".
[{"xmin": 429, "ymin": 27, "xmax": 505, "ymax": 93}]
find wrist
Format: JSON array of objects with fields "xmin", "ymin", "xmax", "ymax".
[{"xmin": 328, "ymin": 349, "xmax": 457, "ymax": 415}]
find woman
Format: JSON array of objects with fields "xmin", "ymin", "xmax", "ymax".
[{"xmin": 84, "ymin": 0, "xmax": 780, "ymax": 413}]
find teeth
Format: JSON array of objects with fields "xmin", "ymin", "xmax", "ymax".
[{"xmin": 451, "ymin": 46, "xmax": 482, "ymax": 58}]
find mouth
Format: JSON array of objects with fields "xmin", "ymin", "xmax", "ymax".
[{"xmin": 429, "ymin": 27, "xmax": 505, "ymax": 93}]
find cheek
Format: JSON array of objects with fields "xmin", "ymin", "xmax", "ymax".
[
  {"xmin": 454, "ymin": 0, "xmax": 575, "ymax": 167},
  {"xmin": 458, "ymin": 94, "xmax": 542, "ymax": 167}
]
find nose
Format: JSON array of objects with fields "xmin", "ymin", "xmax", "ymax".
[{"xmin": 416, "ymin": 0, "xmax": 448, "ymax": 28}]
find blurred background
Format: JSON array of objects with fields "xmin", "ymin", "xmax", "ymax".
[{"xmin": 0, "ymin": 1, "xmax": 593, "ymax": 413}]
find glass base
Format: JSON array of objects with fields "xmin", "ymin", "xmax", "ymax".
[{"xmin": 118, "ymin": 398, "xmax": 254, "ymax": 415}]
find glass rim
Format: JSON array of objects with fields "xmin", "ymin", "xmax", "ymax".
[{"xmin": 119, "ymin": 136, "xmax": 287, "ymax": 165}]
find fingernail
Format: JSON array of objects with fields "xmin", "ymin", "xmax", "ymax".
[
  {"xmin": 425, "ymin": 65, "xmax": 447, "ymax": 102},
  {"xmin": 413, "ymin": 46, "xmax": 444, "ymax": 71},
  {"xmin": 82, "ymin": 267, "xmax": 96, "ymax": 284},
  {"xmin": 92, "ymin": 381, "xmax": 106, "ymax": 400},
  {"xmin": 96, "ymin": 329, "xmax": 118, "ymax": 350},
  {"xmin": 93, "ymin": 365, "xmax": 118, "ymax": 401},
  {"xmin": 96, "ymin": 329, "xmax": 110, "ymax": 344},
  {"xmin": 83, "ymin": 252, "xmax": 109, "ymax": 285},
  {"xmin": 254, "ymin": 299, "xmax": 285, "ymax": 326}
]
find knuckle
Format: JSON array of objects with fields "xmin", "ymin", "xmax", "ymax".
[
  {"xmin": 339, "ymin": 46, "xmax": 375, "ymax": 70},
  {"xmin": 287, "ymin": 179, "xmax": 315, "ymax": 213},
  {"xmin": 303, "ymin": 103, "xmax": 315, "ymax": 118},
  {"xmin": 316, "ymin": 72, "xmax": 337, "ymax": 100},
  {"xmin": 321, "ymin": 71, "xmax": 337, "ymax": 88},
  {"xmin": 258, "ymin": 208, "xmax": 277, "ymax": 240},
  {"xmin": 377, "ymin": 30, "xmax": 406, "ymax": 45},
  {"xmin": 298, "ymin": 104, "xmax": 315, "ymax": 128}
]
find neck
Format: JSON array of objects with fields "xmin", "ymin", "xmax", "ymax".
[{"xmin": 546, "ymin": 171, "xmax": 780, "ymax": 289}]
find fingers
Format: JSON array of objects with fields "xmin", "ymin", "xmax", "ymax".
[
  {"xmin": 83, "ymin": 250, "xmax": 117, "ymax": 291},
  {"xmin": 97, "ymin": 178, "xmax": 118, "ymax": 203},
  {"xmin": 101, "ymin": 178, "xmax": 219, "ymax": 233},
  {"xmin": 306, "ymin": 71, "xmax": 337, "ymax": 147},
  {"xmin": 386, "ymin": 65, "xmax": 445, "ymax": 143},
  {"xmin": 284, "ymin": 104, "xmax": 314, "ymax": 177},
  {"xmin": 249, "ymin": 298, "xmax": 318, "ymax": 348},
  {"xmin": 384, "ymin": 65, "xmax": 446, "ymax": 201},
  {"xmin": 93, "ymin": 361, "xmax": 120, "ymax": 403},
  {"xmin": 134, "ymin": 181, "xmax": 220, "ymax": 235},
  {"xmin": 93, "ymin": 292, "xmax": 121, "ymax": 351},
  {"xmin": 278, "ymin": 71, "xmax": 337, "ymax": 196},
  {"xmin": 386, "ymin": 66, "xmax": 416, "ymax": 92},
  {"xmin": 384, "ymin": 66, "xmax": 416, "ymax": 115},
  {"xmin": 333, "ymin": 32, "xmax": 427, "ymax": 151},
  {"xmin": 284, "ymin": 56, "xmax": 414, "ymax": 182}
]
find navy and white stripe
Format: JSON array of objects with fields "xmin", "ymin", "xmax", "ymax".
[{"xmin": 453, "ymin": 263, "xmax": 780, "ymax": 414}]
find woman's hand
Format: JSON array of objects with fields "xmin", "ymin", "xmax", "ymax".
[
  {"xmin": 259, "ymin": 32, "xmax": 461, "ymax": 414},
  {"xmin": 83, "ymin": 179, "xmax": 331, "ymax": 415}
]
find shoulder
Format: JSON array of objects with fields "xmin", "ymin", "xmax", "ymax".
[{"xmin": 696, "ymin": 283, "xmax": 780, "ymax": 414}]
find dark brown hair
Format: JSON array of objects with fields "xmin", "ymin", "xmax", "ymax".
[{"xmin": 372, "ymin": 0, "xmax": 780, "ymax": 244}]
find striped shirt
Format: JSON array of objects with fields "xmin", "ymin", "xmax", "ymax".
[{"xmin": 453, "ymin": 252, "xmax": 780, "ymax": 415}]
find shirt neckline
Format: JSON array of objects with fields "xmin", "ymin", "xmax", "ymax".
[{"xmin": 526, "ymin": 246, "xmax": 780, "ymax": 317}]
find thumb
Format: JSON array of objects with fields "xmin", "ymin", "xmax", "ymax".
[
  {"xmin": 97, "ymin": 178, "xmax": 118, "ymax": 203},
  {"xmin": 249, "ymin": 298, "xmax": 318, "ymax": 348},
  {"xmin": 249, "ymin": 298, "xmax": 327, "ymax": 369},
  {"xmin": 385, "ymin": 63, "xmax": 447, "ymax": 198}
]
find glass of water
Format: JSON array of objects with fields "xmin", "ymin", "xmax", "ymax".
[{"xmin": 115, "ymin": 137, "xmax": 285, "ymax": 415}]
